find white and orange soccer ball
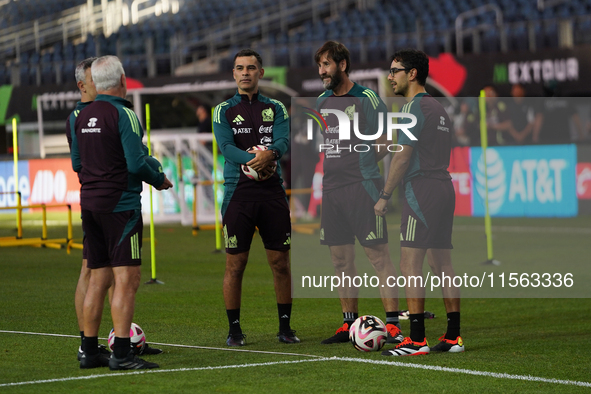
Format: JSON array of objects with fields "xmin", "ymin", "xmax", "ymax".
[
  {"xmin": 241, "ymin": 145, "xmax": 276, "ymax": 181},
  {"xmin": 108, "ymin": 322, "xmax": 146, "ymax": 353},
  {"xmin": 349, "ymin": 315, "xmax": 388, "ymax": 352}
]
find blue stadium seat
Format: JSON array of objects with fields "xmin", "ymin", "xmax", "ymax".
[
  {"xmin": 273, "ymin": 46, "xmax": 290, "ymax": 66},
  {"xmin": 481, "ymin": 29, "xmax": 501, "ymax": 53},
  {"xmin": 41, "ymin": 64, "xmax": 55, "ymax": 84},
  {"xmin": 0, "ymin": 67, "xmax": 8, "ymax": 85},
  {"xmin": 423, "ymin": 33, "xmax": 443, "ymax": 56}
]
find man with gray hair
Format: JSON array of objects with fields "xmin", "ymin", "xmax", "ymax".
[
  {"xmin": 67, "ymin": 57, "xmax": 163, "ymax": 366},
  {"xmin": 66, "ymin": 56, "xmax": 109, "ymax": 363},
  {"xmin": 71, "ymin": 55, "xmax": 172, "ymax": 370}
]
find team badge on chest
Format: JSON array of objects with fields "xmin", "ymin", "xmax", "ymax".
[{"xmin": 262, "ymin": 108, "xmax": 274, "ymax": 122}]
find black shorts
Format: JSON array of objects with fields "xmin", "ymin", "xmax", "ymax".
[
  {"xmin": 82, "ymin": 234, "xmax": 88, "ymax": 260},
  {"xmin": 222, "ymin": 198, "xmax": 291, "ymax": 254},
  {"xmin": 400, "ymin": 177, "xmax": 454, "ymax": 249},
  {"xmin": 81, "ymin": 209, "xmax": 143, "ymax": 269},
  {"xmin": 320, "ymin": 180, "xmax": 387, "ymax": 247}
]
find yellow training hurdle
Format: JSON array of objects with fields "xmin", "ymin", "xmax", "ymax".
[{"xmin": 0, "ymin": 191, "xmax": 74, "ymax": 250}]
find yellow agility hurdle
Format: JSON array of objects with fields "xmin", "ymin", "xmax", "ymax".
[{"xmin": 0, "ymin": 197, "xmax": 74, "ymax": 250}]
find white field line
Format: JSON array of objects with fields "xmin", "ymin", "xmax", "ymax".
[
  {"xmin": 0, "ymin": 359, "xmax": 329, "ymax": 387},
  {"xmin": 1, "ymin": 331, "xmax": 590, "ymax": 388},
  {"xmin": 0, "ymin": 330, "xmax": 322, "ymax": 358}
]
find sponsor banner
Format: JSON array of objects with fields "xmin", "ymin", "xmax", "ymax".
[
  {"xmin": 28, "ymin": 158, "xmax": 80, "ymax": 211},
  {"xmin": 449, "ymin": 146, "xmax": 472, "ymax": 216},
  {"xmin": 471, "ymin": 144, "xmax": 577, "ymax": 217},
  {"xmin": 577, "ymin": 162, "xmax": 591, "ymax": 200},
  {"xmin": 576, "ymin": 144, "xmax": 591, "ymax": 215},
  {"xmin": 457, "ymin": 47, "xmax": 590, "ymax": 96},
  {"xmin": 0, "ymin": 160, "xmax": 30, "ymax": 211}
]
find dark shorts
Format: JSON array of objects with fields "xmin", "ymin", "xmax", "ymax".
[
  {"xmin": 82, "ymin": 234, "xmax": 88, "ymax": 260},
  {"xmin": 222, "ymin": 198, "xmax": 291, "ymax": 254},
  {"xmin": 320, "ymin": 180, "xmax": 387, "ymax": 247},
  {"xmin": 81, "ymin": 212, "xmax": 88, "ymax": 260},
  {"xmin": 81, "ymin": 209, "xmax": 143, "ymax": 269},
  {"xmin": 400, "ymin": 177, "xmax": 454, "ymax": 249}
]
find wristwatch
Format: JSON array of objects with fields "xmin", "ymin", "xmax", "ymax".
[
  {"xmin": 270, "ymin": 149, "xmax": 279, "ymax": 160},
  {"xmin": 379, "ymin": 189, "xmax": 392, "ymax": 200}
]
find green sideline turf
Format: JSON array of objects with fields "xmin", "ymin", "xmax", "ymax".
[{"xmin": 0, "ymin": 215, "xmax": 590, "ymax": 393}]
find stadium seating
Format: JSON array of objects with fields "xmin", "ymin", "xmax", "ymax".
[{"xmin": 1, "ymin": 0, "xmax": 591, "ymax": 84}]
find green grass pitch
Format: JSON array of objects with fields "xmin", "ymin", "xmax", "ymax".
[{"xmin": 1, "ymin": 214, "xmax": 590, "ymax": 393}]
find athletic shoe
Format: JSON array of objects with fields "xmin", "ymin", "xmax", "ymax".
[
  {"xmin": 431, "ymin": 334, "xmax": 465, "ymax": 353},
  {"xmin": 109, "ymin": 350, "xmax": 159, "ymax": 370},
  {"xmin": 79, "ymin": 351, "xmax": 110, "ymax": 369},
  {"xmin": 77, "ymin": 344, "xmax": 110, "ymax": 361},
  {"xmin": 277, "ymin": 330, "xmax": 300, "ymax": 344},
  {"xmin": 136, "ymin": 343, "xmax": 163, "ymax": 355},
  {"xmin": 381, "ymin": 337, "xmax": 430, "ymax": 356},
  {"xmin": 226, "ymin": 333, "xmax": 246, "ymax": 346},
  {"xmin": 385, "ymin": 324, "xmax": 404, "ymax": 344},
  {"xmin": 321, "ymin": 323, "xmax": 350, "ymax": 344},
  {"xmin": 398, "ymin": 310, "xmax": 435, "ymax": 320}
]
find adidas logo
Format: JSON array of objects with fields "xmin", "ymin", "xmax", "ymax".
[
  {"xmin": 366, "ymin": 231, "xmax": 377, "ymax": 240},
  {"xmin": 280, "ymin": 314, "xmax": 289, "ymax": 319},
  {"xmin": 283, "ymin": 237, "xmax": 291, "ymax": 245},
  {"xmin": 232, "ymin": 319, "xmax": 240, "ymax": 324},
  {"xmin": 233, "ymin": 115, "xmax": 245, "ymax": 124}
]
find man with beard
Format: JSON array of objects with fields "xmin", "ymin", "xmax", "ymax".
[
  {"xmin": 314, "ymin": 41, "xmax": 403, "ymax": 345},
  {"xmin": 375, "ymin": 49, "xmax": 463, "ymax": 356}
]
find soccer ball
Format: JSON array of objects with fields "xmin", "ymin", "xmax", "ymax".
[
  {"xmin": 107, "ymin": 322, "xmax": 146, "ymax": 353},
  {"xmin": 349, "ymin": 315, "xmax": 387, "ymax": 352},
  {"xmin": 241, "ymin": 145, "xmax": 276, "ymax": 181},
  {"xmin": 145, "ymin": 155, "xmax": 163, "ymax": 173}
]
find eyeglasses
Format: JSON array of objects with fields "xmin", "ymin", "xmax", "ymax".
[{"xmin": 389, "ymin": 67, "xmax": 410, "ymax": 76}]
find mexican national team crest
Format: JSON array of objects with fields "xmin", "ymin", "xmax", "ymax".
[
  {"xmin": 262, "ymin": 108, "xmax": 274, "ymax": 122},
  {"xmin": 223, "ymin": 225, "xmax": 237, "ymax": 248},
  {"xmin": 344, "ymin": 104, "xmax": 355, "ymax": 120}
]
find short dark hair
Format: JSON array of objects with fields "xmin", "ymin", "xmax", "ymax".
[
  {"xmin": 391, "ymin": 49, "xmax": 429, "ymax": 86},
  {"xmin": 233, "ymin": 49, "xmax": 263, "ymax": 68},
  {"xmin": 314, "ymin": 41, "xmax": 351, "ymax": 75}
]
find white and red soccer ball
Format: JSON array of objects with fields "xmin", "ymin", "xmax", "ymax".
[
  {"xmin": 349, "ymin": 315, "xmax": 387, "ymax": 352},
  {"xmin": 241, "ymin": 145, "xmax": 277, "ymax": 181},
  {"xmin": 108, "ymin": 322, "xmax": 146, "ymax": 353}
]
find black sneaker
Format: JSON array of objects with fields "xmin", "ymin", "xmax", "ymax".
[
  {"xmin": 77, "ymin": 344, "xmax": 110, "ymax": 361},
  {"xmin": 321, "ymin": 323, "xmax": 350, "ymax": 344},
  {"xmin": 430, "ymin": 334, "xmax": 465, "ymax": 353},
  {"xmin": 138, "ymin": 343, "xmax": 163, "ymax": 355},
  {"xmin": 277, "ymin": 330, "xmax": 300, "ymax": 344},
  {"xmin": 385, "ymin": 324, "xmax": 404, "ymax": 344},
  {"xmin": 226, "ymin": 333, "xmax": 246, "ymax": 346},
  {"xmin": 79, "ymin": 351, "xmax": 110, "ymax": 369},
  {"xmin": 381, "ymin": 337, "xmax": 430, "ymax": 357},
  {"xmin": 109, "ymin": 350, "xmax": 159, "ymax": 370}
]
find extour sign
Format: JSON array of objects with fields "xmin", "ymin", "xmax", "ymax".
[{"xmin": 496, "ymin": 58, "xmax": 579, "ymax": 85}]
